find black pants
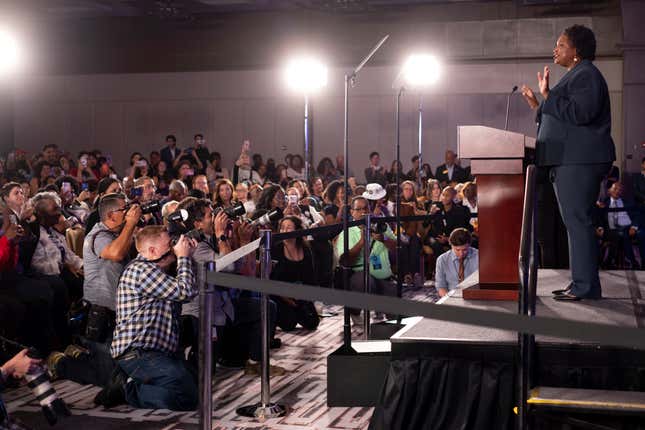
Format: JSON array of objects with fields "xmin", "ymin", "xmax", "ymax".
[{"xmin": 275, "ymin": 298, "xmax": 319, "ymax": 331}]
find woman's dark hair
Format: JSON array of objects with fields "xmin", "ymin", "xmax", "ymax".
[
  {"xmin": 317, "ymin": 157, "xmax": 334, "ymax": 175},
  {"xmin": 563, "ymin": 24, "xmax": 596, "ymax": 61},
  {"xmin": 129, "ymin": 152, "xmax": 142, "ymax": 166},
  {"xmin": 256, "ymin": 184, "xmax": 284, "ymax": 212},
  {"xmin": 324, "ymin": 180, "xmax": 344, "ymax": 205},
  {"xmin": 97, "ymin": 177, "xmax": 119, "ymax": 195},
  {"xmin": 279, "ymin": 215, "xmax": 307, "ymax": 251},
  {"xmin": 55, "ymin": 175, "xmax": 80, "ymax": 194},
  {"xmin": 32, "ymin": 161, "xmax": 52, "ymax": 178},
  {"xmin": 133, "ymin": 158, "xmax": 150, "ymax": 179}
]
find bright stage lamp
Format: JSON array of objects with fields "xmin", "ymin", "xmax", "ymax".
[
  {"xmin": 401, "ymin": 54, "xmax": 440, "ymax": 87},
  {"xmin": 285, "ymin": 57, "xmax": 328, "ymax": 93},
  {"xmin": 0, "ymin": 29, "xmax": 21, "ymax": 75}
]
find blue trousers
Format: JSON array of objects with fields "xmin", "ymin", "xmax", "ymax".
[
  {"xmin": 551, "ymin": 163, "xmax": 612, "ymax": 298},
  {"xmin": 118, "ymin": 350, "xmax": 197, "ymax": 411}
]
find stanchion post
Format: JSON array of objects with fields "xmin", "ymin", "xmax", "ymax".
[
  {"xmin": 199, "ymin": 261, "xmax": 216, "ymax": 430},
  {"xmin": 363, "ymin": 213, "xmax": 372, "ymax": 339},
  {"xmin": 260, "ymin": 229, "xmax": 271, "ymax": 410},
  {"xmin": 236, "ymin": 229, "xmax": 286, "ymax": 420}
]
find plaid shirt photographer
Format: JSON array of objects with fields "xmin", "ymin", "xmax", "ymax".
[{"xmin": 111, "ymin": 255, "xmax": 195, "ymax": 358}]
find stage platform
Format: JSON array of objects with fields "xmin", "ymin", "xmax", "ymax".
[
  {"xmin": 370, "ymin": 270, "xmax": 645, "ymax": 430},
  {"xmin": 393, "ymin": 269, "xmax": 645, "ymax": 351}
]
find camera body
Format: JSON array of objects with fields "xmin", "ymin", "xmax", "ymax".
[
  {"xmin": 370, "ymin": 221, "xmax": 388, "ymax": 235},
  {"xmin": 213, "ymin": 201, "xmax": 246, "ymax": 219},
  {"xmin": 166, "ymin": 209, "xmax": 206, "ymax": 245}
]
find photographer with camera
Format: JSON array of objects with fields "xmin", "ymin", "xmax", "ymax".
[
  {"xmin": 110, "ymin": 226, "xmax": 198, "ymax": 411},
  {"xmin": 131, "ymin": 176, "xmax": 162, "ymax": 226},
  {"xmin": 83, "ymin": 194, "xmax": 140, "ymax": 343},
  {"xmin": 335, "ymin": 196, "xmax": 396, "ymax": 330}
]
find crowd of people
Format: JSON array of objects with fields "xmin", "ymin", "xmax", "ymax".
[{"xmin": 0, "ymin": 133, "xmax": 642, "ymax": 419}]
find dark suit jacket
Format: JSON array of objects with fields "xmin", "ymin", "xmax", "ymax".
[
  {"xmin": 160, "ymin": 146, "xmax": 180, "ymax": 167},
  {"xmin": 364, "ymin": 166, "xmax": 388, "ymax": 186},
  {"xmin": 634, "ymin": 172, "xmax": 645, "ymax": 206},
  {"xmin": 434, "ymin": 164, "xmax": 467, "ymax": 184},
  {"xmin": 535, "ymin": 59, "xmax": 616, "ymax": 166}
]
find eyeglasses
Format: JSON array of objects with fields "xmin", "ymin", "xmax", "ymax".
[{"xmin": 110, "ymin": 206, "xmax": 128, "ymax": 214}]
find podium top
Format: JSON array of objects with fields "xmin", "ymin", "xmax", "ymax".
[{"xmin": 458, "ymin": 125, "xmax": 536, "ymax": 159}]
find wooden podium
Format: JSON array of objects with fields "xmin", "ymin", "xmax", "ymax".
[{"xmin": 457, "ymin": 126, "xmax": 535, "ymax": 301}]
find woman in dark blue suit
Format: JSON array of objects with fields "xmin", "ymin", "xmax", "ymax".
[{"xmin": 521, "ymin": 25, "xmax": 615, "ymax": 301}]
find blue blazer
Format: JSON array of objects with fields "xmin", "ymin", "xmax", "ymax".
[{"xmin": 535, "ymin": 59, "xmax": 616, "ymax": 166}]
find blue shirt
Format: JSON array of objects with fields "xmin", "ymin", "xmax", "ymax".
[{"xmin": 435, "ymin": 247, "xmax": 478, "ymax": 291}]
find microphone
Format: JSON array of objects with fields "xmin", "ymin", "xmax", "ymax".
[{"xmin": 504, "ymin": 86, "xmax": 518, "ymax": 131}]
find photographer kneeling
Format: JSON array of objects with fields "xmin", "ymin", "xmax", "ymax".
[{"xmin": 111, "ymin": 226, "xmax": 198, "ymax": 411}]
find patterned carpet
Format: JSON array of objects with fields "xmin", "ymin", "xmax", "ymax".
[{"xmin": 5, "ymin": 285, "xmax": 438, "ymax": 430}]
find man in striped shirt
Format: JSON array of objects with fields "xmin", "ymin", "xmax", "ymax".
[{"xmin": 110, "ymin": 225, "xmax": 198, "ymax": 411}]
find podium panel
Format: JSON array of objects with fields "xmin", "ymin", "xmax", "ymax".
[{"xmin": 458, "ymin": 125, "xmax": 531, "ymax": 301}]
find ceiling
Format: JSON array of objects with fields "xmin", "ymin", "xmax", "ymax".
[{"xmin": 6, "ymin": 0, "xmax": 582, "ymax": 21}]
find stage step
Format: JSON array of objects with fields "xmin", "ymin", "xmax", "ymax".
[{"xmin": 528, "ymin": 386, "xmax": 645, "ymax": 413}]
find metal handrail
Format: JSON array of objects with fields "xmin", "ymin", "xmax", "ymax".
[{"xmin": 518, "ymin": 164, "xmax": 538, "ymax": 430}]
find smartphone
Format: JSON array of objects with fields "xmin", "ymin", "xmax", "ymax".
[
  {"xmin": 61, "ymin": 182, "xmax": 72, "ymax": 194},
  {"xmin": 80, "ymin": 157, "xmax": 88, "ymax": 167},
  {"xmin": 186, "ymin": 148, "xmax": 193, "ymax": 154},
  {"xmin": 186, "ymin": 168, "xmax": 194, "ymax": 176},
  {"xmin": 242, "ymin": 140, "xmax": 250, "ymax": 153},
  {"xmin": 287, "ymin": 195, "xmax": 298, "ymax": 205},
  {"xmin": 81, "ymin": 182, "xmax": 89, "ymax": 191},
  {"xmin": 9, "ymin": 214, "xmax": 18, "ymax": 225},
  {"xmin": 135, "ymin": 160, "xmax": 147, "ymax": 167}
]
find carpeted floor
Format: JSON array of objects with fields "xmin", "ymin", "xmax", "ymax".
[{"xmin": 5, "ymin": 285, "xmax": 439, "ymax": 430}]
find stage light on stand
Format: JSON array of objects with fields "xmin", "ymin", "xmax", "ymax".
[
  {"xmin": 285, "ymin": 57, "xmax": 328, "ymax": 93},
  {"xmin": 401, "ymin": 53, "xmax": 440, "ymax": 87},
  {"xmin": 393, "ymin": 53, "xmax": 441, "ymax": 317},
  {"xmin": 284, "ymin": 56, "xmax": 328, "ymax": 182}
]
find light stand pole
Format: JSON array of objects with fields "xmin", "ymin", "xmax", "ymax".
[
  {"xmin": 341, "ymin": 34, "xmax": 389, "ymax": 352},
  {"xmin": 304, "ymin": 95, "xmax": 312, "ymax": 183},
  {"xmin": 395, "ymin": 87, "xmax": 404, "ymax": 324}
]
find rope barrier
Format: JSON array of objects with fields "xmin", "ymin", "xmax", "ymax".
[{"xmin": 206, "ymin": 271, "xmax": 645, "ymax": 351}]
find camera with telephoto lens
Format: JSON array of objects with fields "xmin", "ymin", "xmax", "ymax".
[
  {"xmin": 24, "ymin": 348, "xmax": 72, "ymax": 426},
  {"xmin": 213, "ymin": 201, "xmax": 246, "ymax": 219},
  {"xmin": 250, "ymin": 207, "xmax": 283, "ymax": 227},
  {"xmin": 166, "ymin": 209, "xmax": 206, "ymax": 245}
]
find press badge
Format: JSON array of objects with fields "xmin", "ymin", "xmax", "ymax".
[{"xmin": 370, "ymin": 254, "xmax": 382, "ymax": 270}]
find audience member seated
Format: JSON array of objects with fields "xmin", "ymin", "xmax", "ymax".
[
  {"xmin": 425, "ymin": 186, "xmax": 473, "ymax": 259},
  {"xmin": 110, "ymin": 226, "xmax": 198, "ymax": 411},
  {"xmin": 435, "ymin": 150, "xmax": 467, "ymax": 187},
  {"xmin": 85, "ymin": 177, "xmax": 123, "ymax": 234},
  {"xmin": 28, "ymin": 192, "xmax": 84, "ymax": 301},
  {"xmin": 167, "ymin": 179, "xmax": 188, "ymax": 203},
  {"xmin": 364, "ymin": 152, "xmax": 387, "ymax": 187},
  {"xmin": 435, "ymin": 228, "xmax": 479, "ymax": 297},
  {"xmin": 205, "ymin": 152, "xmax": 229, "ymax": 187},
  {"xmin": 599, "ymin": 182, "xmax": 645, "ymax": 269},
  {"xmin": 270, "ymin": 216, "xmax": 320, "ymax": 332}
]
